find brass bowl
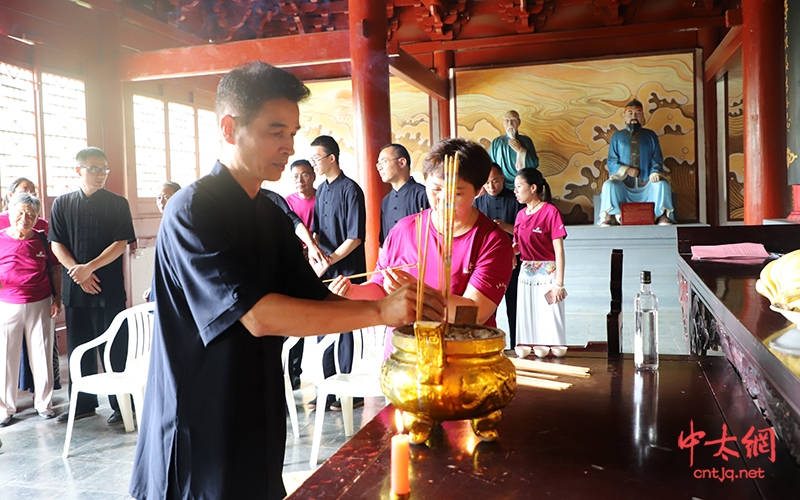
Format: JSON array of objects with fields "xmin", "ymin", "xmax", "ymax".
[{"xmin": 380, "ymin": 322, "xmax": 516, "ymax": 444}]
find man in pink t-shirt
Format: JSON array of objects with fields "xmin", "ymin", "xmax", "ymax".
[{"xmin": 285, "ymin": 159, "xmax": 316, "ymax": 229}]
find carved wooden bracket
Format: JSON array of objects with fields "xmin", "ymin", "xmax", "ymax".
[
  {"xmin": 679, "ymin": 0, "xmax": 723, "ymax": 17},
  {"xmin": 590, "ymin": 0, "xmax": 642, "ymax": 27},
  {"xmin": 497, "ymin": 0, "xmax": 555, "ymax": 34},
  {"xmin": 414, "ymin": 0, "xmax": 469, "ymax": 41}
]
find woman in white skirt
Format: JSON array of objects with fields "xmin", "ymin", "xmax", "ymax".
[{"xmin": 513, "ymin": 168, "xmax": 567, "ymax": 345}]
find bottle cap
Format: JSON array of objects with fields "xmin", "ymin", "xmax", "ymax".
[{"xmin": 640, "ymin": 270, "xmax": 651, "ymax": 284}]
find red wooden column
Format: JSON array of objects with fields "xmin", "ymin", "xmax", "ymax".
[
  {"xmin": 741, "ymin": 0, "xmax": 788, "ymax": 224},
  {"xmin": 433, "ymin": 50, "xmax": 453, "ymax": 141},
  {"xmin": 698, "ymin": 27, "xmax": 720, "ymax": 226},
  {"xmin": 349, "ymin": 0, "xmax": 391, "ymax": 270}
]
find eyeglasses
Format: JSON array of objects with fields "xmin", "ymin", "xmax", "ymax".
[
  {"xmin": 292, "ymin": 172, "xmax": 312, "ymax": 180},
  {"xmin": 376, "ymin": 157, "xmax": 400, "ymax": 167},
  {"xmin": 309, "ymin": 154, "xmax": 331, "ymax": 164},
  {"xmin": 80, "ymin": 166, "xmax": 110, "ymax": 175}
]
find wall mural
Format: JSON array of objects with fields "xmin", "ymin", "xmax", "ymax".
[
  {"xmin": 726, "ymin": 70, "xmax": 744, "ymax": 221},
  {"xmin": 274, "ymin": 54, "xmax": 699, "ymax": 226},
  {"xmin": 270, "ymin": 78, "xmax": 430, "ymax": 196},
  {"xmin": 455, "ymin": 53, "xmax": 698, "ymax": 224}
]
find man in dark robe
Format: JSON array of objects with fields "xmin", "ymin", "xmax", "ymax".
[
  {"xmin": 473, "ymin": 163, "xmax": 523, "ymax": 345},
  {"xmin": 377, "ymin": 143, "xmax": 429, "ymax": 246},
  {"xmin": 129, "ymin": 61, "xmax": 444, "ymax": 500}
]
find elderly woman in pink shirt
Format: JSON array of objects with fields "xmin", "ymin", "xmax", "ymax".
[
  {"xmin": 329, "ymin": 138, "xmax": 514, "ymax": 356},
  {"xmin": 0, "ymin": 193, "xmax": 62, "ymax": 425}
]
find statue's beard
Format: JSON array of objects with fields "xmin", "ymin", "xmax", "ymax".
[{"xmin": 628, "ymin": 121, "xmax": 642, "ymax": 133}]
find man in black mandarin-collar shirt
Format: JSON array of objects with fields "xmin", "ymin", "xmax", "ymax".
[
  {"xmin": 50, "ymin": 147, "xmax": 136, "ymax": 425},
  {"xmin": 376, "ymin": 143, "xmax": 429, "ymax": 246},
  {"xmin": 473, "ymin": 163, "xmax": 523, "ymax": 346}
]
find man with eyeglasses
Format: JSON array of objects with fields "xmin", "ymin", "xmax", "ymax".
[
  {"xmin": 489, "ymin": 110, "xmax": 539, "ymax": 190},
  {"xmin": 49, "ymin": 147, "xmax": 136, "ymax": 426},
  {"xmin": 377, "ymin": 143, "xmax": 429, "ymax": 246},
  {"xmin": 309, "ymin": 134, "xmax": 366, "ymax": 411}
]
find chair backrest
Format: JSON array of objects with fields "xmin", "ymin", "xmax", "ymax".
[
  {"xmin": 103, "ymin": 302, "xmax": 156, "ymax": 374},
  {"xmin": 305, "ymin": 326, "xmax": 388, "ymax": 383},
  {"xmin": 350, "ymin": 326, "xmax": 388, "ymax": 376}
]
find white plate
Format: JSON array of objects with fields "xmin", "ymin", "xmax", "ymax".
[
  {"xmin": 770, "ymin": 305, "xmax": 800, "ymax": 326},
  {"xmin": 769, "ymin": 327, "xmax": 800, "ymax": 356}
]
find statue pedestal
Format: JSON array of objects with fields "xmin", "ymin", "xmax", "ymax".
[{"xmin": 620, "ymin": 202, "xmax": 654, "ymax": 225}]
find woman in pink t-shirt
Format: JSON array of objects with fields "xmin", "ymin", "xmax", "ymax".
[
  {"xmin": 513, "ymin": 168, "xmax": 567, "ymax": 346},
  {"xmin": 329, "ymin": 138, "xmax": 514, "ymax": 357},
  {"xmin": 0, "ymin": 194, "xmax": 62, "ymax": 426}
]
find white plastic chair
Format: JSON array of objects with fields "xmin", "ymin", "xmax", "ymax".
[
  {"xmin": 283, "ymin": 336, "xmax": 300, "ymax": 439},
  {"xmin": 309, "ymin": 326, "xmax": 388, "ymax": 468},
  {"xmin": 62, "ymin": 302, "xmax": 155, "ymax": 458}
]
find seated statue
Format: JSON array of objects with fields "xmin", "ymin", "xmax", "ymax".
[
  {"xmin": 598, "ymin": 99, "xmax": 674, "ymax": 226},
  {"xmin": 489, "ymin": 110, "xmax": 539, "ymax": 191}
]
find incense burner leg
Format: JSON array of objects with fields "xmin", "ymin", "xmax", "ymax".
[
  {"xmin": 471, "ymin": 410, "xmax": 502, "ymax": 442},
  {"xmin": 403, "ymin": 412, "xmax": 435, "ymax": 445}
]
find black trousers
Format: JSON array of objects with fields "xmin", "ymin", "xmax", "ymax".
[
  {"xmin": 65, "ymin": 301, "xmax": 128, "ymax": 414},
  {"xmin": 288, "ymin": 339, "xmax": 304, "ymax": 380},
  {"xmin": 505, "ymin": 261, "xmax": 521, "ymax": 347},
  {"xmin": 322, "ymin": 332, "xmax": 354, "ymax": 379}
]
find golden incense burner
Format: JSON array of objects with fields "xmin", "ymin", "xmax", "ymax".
[{"xmin": 380, "ymin": 321, "xmax": 517, "ymax": 444}]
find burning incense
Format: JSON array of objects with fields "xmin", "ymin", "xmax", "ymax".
[{"xmin": 440, "ymin": 153, "xmax": 459, "ymax": 321}]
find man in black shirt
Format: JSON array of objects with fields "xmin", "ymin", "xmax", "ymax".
[
  {"xmin": 310, "ymin": 135, "xmax": 366, "ymax": 408},
  {"xmin": 473, "ymin": 163, "xmax": 523, "ymax": 346},
  {"xmin": 50, "ymin": 147, "xmax": 136, "ymax": 424},
  {"xmin": 129, "ymin": 62, "xmax": 443, "ymax": 500},
  {"xmin": 377, "ymin": 143, "xmax": 429, "ymax": 245}
]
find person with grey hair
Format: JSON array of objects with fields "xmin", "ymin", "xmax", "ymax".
[{"xmin": 0, "ymin": 193, "xmax": 62, "ymax": 426}]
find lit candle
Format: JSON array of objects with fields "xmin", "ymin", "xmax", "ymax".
[{"xmin": 391, "ymin": 409, "xmax": 410, "ymax": 498}]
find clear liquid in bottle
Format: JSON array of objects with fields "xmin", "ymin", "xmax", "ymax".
[{"xmin": 634, "ymin": 270, "xmax": 659, "ymax": 371}]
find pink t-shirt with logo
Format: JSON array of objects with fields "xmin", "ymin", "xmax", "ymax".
[
  {"xmin": 285, "ymin": 193, "xmax": 315, "ymax": 229},
  {"xmin": 0, "ymin": 229, "xmax": 58, "ymax": 304},
  {"xmin": 513, "ymin": 202, "xmax": 567, "ymax": 261},
  {"xmin": 371, "ymin": 209, "xmax": 514, "ymax": 328}
]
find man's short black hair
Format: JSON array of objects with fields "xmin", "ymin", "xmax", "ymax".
[
  {"xmin": 76, "ymin": 147, "xmax": 107, "ymax": 165},
  {"xmin": 215, "ymin": 61, "xmax": 310, "ymax": 126},
  {"xmin": 310, "ymin": 135, "xmax": 340, "ymax": 165},
  {"xmin": 290, "ymin": 159, "xmax": 313, "ymax": 170},
  {"xmin": 381, "ymin": 143, "xmax": 411, "ymax": 169}
]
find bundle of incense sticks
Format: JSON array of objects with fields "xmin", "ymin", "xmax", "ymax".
[
  {"xmin": 415, "ymin": 212, "xmax": 431, "ymax": 321},
  {"xmin": 515, "ymin": 375, "xmax": 572, "ymax": 391},
  {"xmin": 439, "ymin": 154, "xmax": 459, "ymax": 321},
  {"xmin": 509, "ymin": 356, "xmax": 591, "ymax": 377}
]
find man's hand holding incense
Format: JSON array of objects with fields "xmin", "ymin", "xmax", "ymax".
[
  {"xmin": 328, "ymin": 275, "xmax": 352, "ymax": 298},
  {"xmin": 378, "ymin": 283, "xmax": 446, "ymax": 327}
]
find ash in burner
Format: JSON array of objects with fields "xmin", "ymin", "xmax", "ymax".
[{"xmin": 443, "ymin": 326, "xmax": 502, "ymax": 340}]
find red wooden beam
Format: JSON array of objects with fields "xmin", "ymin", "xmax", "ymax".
[
  {"xmin": 704, "ymin": 26, "xmax": 741, "ymax": 83},
  {"xmin": 387, "ymin": 44, "xmax": 448, "ymax": 100},
  {"xmin": 453, "ymin": 30, "xmax": 698, "ymax": 69},
  {"xmin": 402, "ymin": 16, "xmax": 726, "ymax": 55},
  {"xmin": 117, "ymin": 31, "xmax": 350, "ymax": 81}
]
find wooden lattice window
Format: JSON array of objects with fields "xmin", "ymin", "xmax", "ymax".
[{"xmin": 42, "ymin": 72, "xmax": 87, "ymax": 196}]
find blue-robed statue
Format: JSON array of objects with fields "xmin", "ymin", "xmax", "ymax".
[
  {"xmin": 598, "ymin": 99, "xmax": 675, "ymax": 226},
  {"xmin": 489, "ymin": 110, "xmax": 539, "ymax": 190}
]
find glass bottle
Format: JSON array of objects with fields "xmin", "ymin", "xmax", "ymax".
[{"xmin": 634, "ymin": 270, "xmax": 658, "ymax": 371}]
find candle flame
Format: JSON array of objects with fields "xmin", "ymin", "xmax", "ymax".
[{"xmin": 395, "ymin": 409, "xmax": 403, "ymax": 433}]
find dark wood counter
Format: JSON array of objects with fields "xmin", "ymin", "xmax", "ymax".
[
  {"xmin": 676, "ymin": 226, "xmax": 800, "ymax": 464},
  {"xmin": 287, "ymin": 354, "xmax": 799, "ymax": 500}
]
